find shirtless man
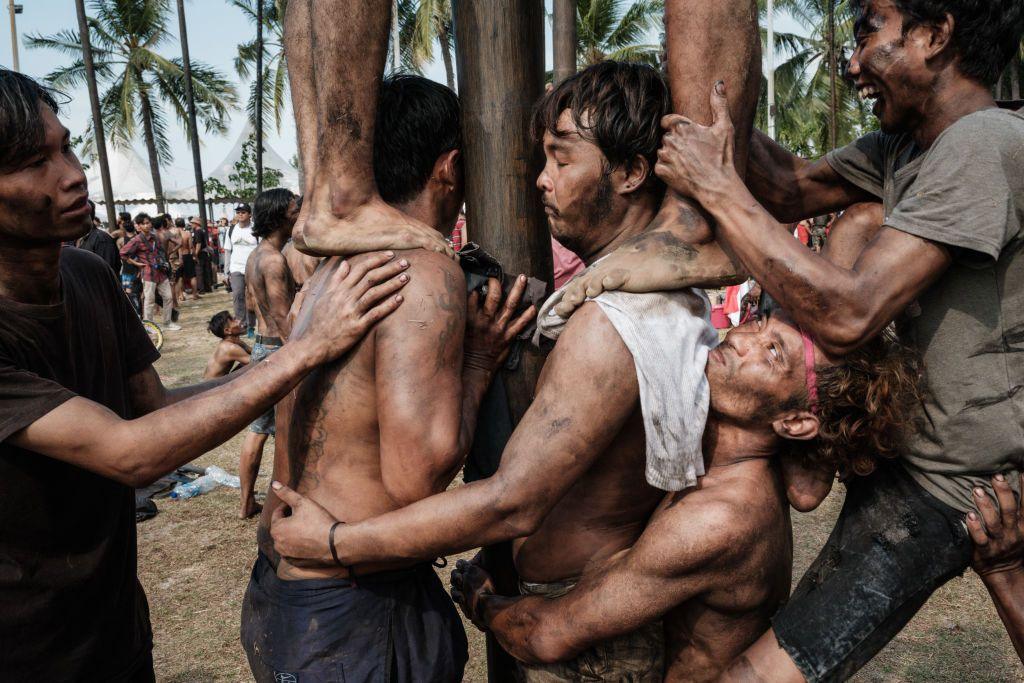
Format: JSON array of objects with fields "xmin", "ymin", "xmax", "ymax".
[
  {"xmin": 264, "ymin": 54, "xmax": 757, "ymax": 672},
  {"xmin": 241, "ymin": 74, "xmax": 532, "ymax": 681},
  {"xmin": 239, "ymin": 187, "xmax": 298, "ymax": 518},
  {"xmin": 203, "ymin": 311, "xmax": 251, "ymax": 379},
  {"xmin": 176, "ymin": 217, "xmax": 200, "ymax": 301},
  {"xmin": 450, "ymin": 317, "xmax": 923, "ymax": 682}
]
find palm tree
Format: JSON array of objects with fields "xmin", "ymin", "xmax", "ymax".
[
  {"xmin": 576, "ymin": 0, "xmax": 664, "ymax": 67},
  {"xmin": 756, "ymin": 0, "xmax": 872, "ymax": 157},
  {"xmin": 232, "ymin": 0, "xmax": 289, "ymax": 132},
  {"xmin": 398, "ymin": 0, "xmax": 455, "ymax": 90},
  {"xmin": 28, "ymin": 0, "xmax": 237, "ymax": 212}
]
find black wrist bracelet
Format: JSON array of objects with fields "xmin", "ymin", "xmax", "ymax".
[{"xmin": 329, "ymin": 521, "xmax": 344, "ymax": 567}]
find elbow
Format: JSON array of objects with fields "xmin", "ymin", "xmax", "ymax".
[
  {"xmin": 531, "ymin": 632, "xmax": 578, "ymax": 665},
  {"xmin": 491, "ymin": 481, "xmax": 546, "ymax": 539},
  {"xmin": 816, "ymin": 317, "xmax": 870, "ymax": 358},
  {"xmin": 383, "ymin": 444, "xmax": 464, "ymax": 507}
]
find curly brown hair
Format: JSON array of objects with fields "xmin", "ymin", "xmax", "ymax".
[{"xmin": 785, "ymin": 332, "xmax": 926, "ymax": 478}]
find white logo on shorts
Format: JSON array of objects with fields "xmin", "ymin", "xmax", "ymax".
[{"xmin": 274, "ymin": 673, "xmax": 298, "ymax": 683}]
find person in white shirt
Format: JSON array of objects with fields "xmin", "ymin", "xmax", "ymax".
[{"xmin": 225, "ymin": 203, "xmax": 258, "ymax": 333}]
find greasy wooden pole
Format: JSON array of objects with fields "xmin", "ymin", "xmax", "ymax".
[
  {"xmin": 454, "ymin": 0, "xmax": 551, "ymax": 421},
  {"xmin": 176, "ymin": 0, "xmax": 207, "ymax": 228},
  {"xmin": 454, "ymin": 2, "xmax": 551, "ymax": 680},
  {"xmin": 553, "ymin": 0, "xmax": 576, "ymax": 85},
  {"xmin": 75, "ymin": 0, "xmax": 117, "ymax": 232}
]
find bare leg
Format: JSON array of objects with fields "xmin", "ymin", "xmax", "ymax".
[
  {"xmin": 240, "ymin": 430, "xmax": 269, "ymax": 519},
  {"xmin": 286, "ymin": 0, "xmax": 452, "ymax": 257},
  {"xmin": 720, "ymin": 629, "xmax": 806, "ymax": 682},
  {"xmin": 650, "ymin": 0, "xmax": 761, "ymax": 275},
  {"xmin": 553, "ymin": 0, "xmax": 762, "ymax": 315}
]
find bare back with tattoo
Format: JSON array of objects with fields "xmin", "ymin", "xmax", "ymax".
[{"xmin": 258, "ymin": 249, "xmax": 466, "ymax": 578}]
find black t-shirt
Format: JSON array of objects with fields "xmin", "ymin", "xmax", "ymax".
[
  {"xmin": 192, "ymin": 227, "xmax": 209, "ymax": 252},
  {"xmin": 78, "ymin": 227, "xmax": 121, "ymax": 275},
  {"xmin": 0, "ymin": 247, "xmax": 160, "ymax": 680}
]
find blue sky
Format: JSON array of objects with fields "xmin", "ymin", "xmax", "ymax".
[{"xmin": 0, "ymin": 1, "xmax": 806, "ymax": 189}]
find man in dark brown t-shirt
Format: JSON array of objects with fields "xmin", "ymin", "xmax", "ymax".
[{"xmin": 0, "ymin": 68, "xmax": 413, "ymax": 681}]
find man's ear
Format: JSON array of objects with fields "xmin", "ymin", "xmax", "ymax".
[
  {"xmin": 911, "ymin": 12, "xmax": 954, "ymax": 61},
  {"xmin": 614, "ymin": 154, "xmax": 651, "ymax": 196},
  {"xmin": 772, "ymin": 411, "xmax": 820, "ymax": 442},
  {"xmin": 434, "ymin": 149, "xmax": 461, "ymax": 191}
]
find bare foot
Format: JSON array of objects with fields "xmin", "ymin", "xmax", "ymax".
[
  {"xmin": 241, "ymin": 498, "xmax": 263, "ymax": 520},
  {"xmin": 295, "ymin": 184, "xmax": 454, "ymax": 259}
]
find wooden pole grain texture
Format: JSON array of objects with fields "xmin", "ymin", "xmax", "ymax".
[
  {"xmin": 553, "ymin": 0, "xmax": 577, "ymax": 85},
  {"xmin": 453, "ymin": 2, "xmax": 551, "ymax": 681},
  {"xmin": 454, "ymin": 0, "xmax": 553, "ymax": 424}
]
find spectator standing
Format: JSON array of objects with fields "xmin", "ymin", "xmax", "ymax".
[
  {"xmin": 76, "ymin": 201, "xmax": 120, "ymax": 274},
  {"xmin": 191, "ymin": 216, "xmax": 214, "ymax": 293},
  {"xmin": 224, "ymin": 203, "xmax": 257, "ymax": 333},
  {"xmin": 119, "ymin": 213, "xmax": 181, "ymax": 330},
  {"xmin": 116, "ymin": 216, "xmax": 141, "ymax": 313}
]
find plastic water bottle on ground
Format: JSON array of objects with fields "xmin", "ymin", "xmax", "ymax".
[
  {"xmin": 206, "ymin": 465, "xmax": 240, "ymax": 488},
  {"xmin": 169, "ymin": 474, "xmax": 221, "ymax": 499}
]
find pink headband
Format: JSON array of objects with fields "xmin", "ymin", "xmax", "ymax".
[{"xmin": 800, "ymin": 329, "xmax": 819, "ymax": 414}]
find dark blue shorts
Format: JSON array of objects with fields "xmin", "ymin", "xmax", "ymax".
[
  {"xmin": 241, "ymin": 554, "xmax": 467, "ymax": 683},
  {"xmin": 771, "ymin": 461, "xmax": 971, "ymax": 682}
]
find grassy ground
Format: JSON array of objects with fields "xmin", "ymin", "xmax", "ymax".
[{"xmin": 141, "ymin": 290, "xmax": 1021, "ymax": 682}]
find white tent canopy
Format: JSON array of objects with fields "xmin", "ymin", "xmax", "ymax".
[
  {"xmin": 86, "ymin": 144, "xmax": 161, "ymax": 205},
  {"xmin": 169, "ymin": 121, "xmax": 300, "ymax": 201}
]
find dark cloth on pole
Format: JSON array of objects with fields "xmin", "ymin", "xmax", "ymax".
[{"xmin": 0, "ymin": 248, "xmax": 159, "ymax": 681}]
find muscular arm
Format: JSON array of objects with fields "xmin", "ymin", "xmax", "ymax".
[
  {"xmin": 747, "ymin": 128, "xmax": 875, "ymax": 223},
  {"xmin": 11, "ymin": 344, "xmax": 315, "ymax": 488},
  {"xmin": 129, "ymin": 362, "xmax": 252, "ymax": 415},
  {"xmin": 699, "ymin": 181, "xmax": 949, "ymax": 357},
  {"xmin": 324, "ymin": 302, "xmax": 639, "ymax": 566},
  {"xmin": 477, "ymin": 495, "xmax": 740, "ymax": 664}
]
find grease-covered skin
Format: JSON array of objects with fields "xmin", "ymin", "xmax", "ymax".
[
  {"xmin": 448, "ymin": 314, "xmax": 832, "ymax": 681},
  {"xmin": 259, "ymin": 249, "xmax": 470, "ymax": 578},
  {"xmin": 283, "ymin": 0, "xmax": 452, "ymax": 258}
]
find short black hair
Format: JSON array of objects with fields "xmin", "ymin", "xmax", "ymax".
[
  {"xmin": 0, "ymin": 69, "xmax": 60, "ymax": 172},
  {"xmin": 373, "ymin": 74, "xmax": 461, "ymax": 205},
  {"xmin": 133, "ymin": 212, "xmax": 151, "ymax": 225},
  {"xmin": 118, "ymin": 211, "xmax": 131, "ymax": 224},
  {"xmin": 175, "ymin": 217, "xmax": 186, "ymax": 228},
  {"xmin": 252, "ymin": 187, "xmax": 296, "ymax": 238},
  {"xmin": 533, "ymin": 61, "xmax": 670, "ymax": 194},
  {"xmin": 151, "ymin": 214, "xmax": 167, "ymax": 230},
  {"xmin": 854, "ymin": 0, "xmax": 1024, "ymax": 85},
  {"xmin": 208, "ymin": 310, "xmax": 232, "ymax": 338}
]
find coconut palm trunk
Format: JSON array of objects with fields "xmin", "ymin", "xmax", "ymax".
[
  {"xmin": 138, "ymin": 87, "xmax": 167, "ymax": 213},
  {"xmin": 75, "ymin": 0, "xmax": 117, "ymax": 231},
  {"xmin": 177, "ymin": 0, "xmax": 207, "ymax": 226},
  {"xmin": 439, "ymin": 24, "xmax": 455, "ymax": 90}
]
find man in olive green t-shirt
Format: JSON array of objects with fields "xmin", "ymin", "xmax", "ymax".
[{"xmin": 554, "ymin": 0, "xmax": 1024, "ymax": 681}]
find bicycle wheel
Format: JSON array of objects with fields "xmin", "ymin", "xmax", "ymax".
[{"xmin": 143, "ymin": 320, "xmax": 164, "ymax": 351}]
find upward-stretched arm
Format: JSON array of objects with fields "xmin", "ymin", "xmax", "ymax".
[
  {"xmin": 269, "ymin": 302, "xmax": 639, "ymax": 568},
  {"xmin": 451, "ymin": 493, "xmax": 742, "ymax": 665}
]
